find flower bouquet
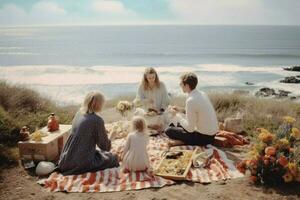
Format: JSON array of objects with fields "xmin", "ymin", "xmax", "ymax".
[
  {"xmin": 237, "ymin": 116, "xmax": 300, "ymax": 185},
  {"xmin": 116, "ymin": 100, "xmax": 133, "ymax": 118}
]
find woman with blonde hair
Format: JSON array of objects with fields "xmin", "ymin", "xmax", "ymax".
[
  {"xmin": 134, "ymin": 67, "xmax": 169, "ymax": 112},
  {"xmin": 58, "ymin": 92, "xmax": 119, "ymax": 175}
]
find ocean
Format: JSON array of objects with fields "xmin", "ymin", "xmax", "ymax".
[{"xmin": 0, "ymin": 25, "xmax": 300, "ymax": 105}]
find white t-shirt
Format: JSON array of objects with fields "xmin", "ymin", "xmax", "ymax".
[{"xmin": 178, "ymin": 90, "xmax": 219, "ymax": 135}]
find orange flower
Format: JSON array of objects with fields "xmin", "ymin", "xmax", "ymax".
[
  {"xmin": 258, "ymin": 131, "xmax": 274, "ymax": 143},
  {"xmin": 291, "ymin": 128, "xmax": 300, "ymax": 139},
  {"xmin": 283, "ymin": 172, "xmax": 293, "ymax": 183},
  {"xmin": 265, "ymin": 146, "xmax": 276, "ymax": 156},
  {"xmin": 277, "ymin": 156, "xmax": 288, "ymax": 167}
]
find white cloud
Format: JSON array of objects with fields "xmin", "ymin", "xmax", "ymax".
[
  {"xmin": 32, "ymin": 1, "xmax": 66, "ymax": 15},
  {"xmin": 90, "ymin": 0, "xmax": 138, "ymax": 24},
  {"xmin": 0, "ymin": 1, "xmax": 66, "ymax": 26},
  {"xmin": 1, "ymin": 0, "xmax": 299, "ymax": 26},
  {"xmin": 168, "ymin": 0, "xmax": 299, "ymax": 25},
  {"xmin": 92, "ymin": 0, "xmax": 128, "ymax": 14}
]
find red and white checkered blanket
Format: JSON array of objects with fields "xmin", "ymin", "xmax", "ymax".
[{"xmin": 38, "ymin": 135, "xmax": 243, "ymax": 192}]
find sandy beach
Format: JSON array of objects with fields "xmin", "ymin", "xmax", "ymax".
[{"xmin": 1, "ymin": 164, "xmax": 300, "ymax": 200}]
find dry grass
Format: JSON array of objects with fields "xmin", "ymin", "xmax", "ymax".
[
  {"xmin": 208, "ymin": 93, "xmax": 300, "ymax": 136},
  {"xmin": 0, "ymin": 81, "xmax": 77, "ymax": 165},
  {"xmin": 105, "ymin": 92, "xmax": 300, "ymax": 136}
]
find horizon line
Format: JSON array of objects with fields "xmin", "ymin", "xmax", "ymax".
[{"xmin": 1, "ymin": 24, "xmax": 300, "ymax": 28}]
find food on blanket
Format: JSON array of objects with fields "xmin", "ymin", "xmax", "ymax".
[
  {"xmin": 145, "ymin": 108, "xmax": 158, "ymax": 117},
  {"xmin": 146, "ymin": 111, "xmax": 157, "ymax": 117},
  {"xmin": 165, "ymin": 151, "xmax": 183, "ymax": 159},
  {"xmin": 148, "ymin": 108, "xmax": 158, "ymax": 112},
  {"xmin": 156, "ymin": 151, "xmax": 193, "ymax": 176},
  {"xmin": 192, "ymin": 152, "xmax": 208, "ymax": 168},
  {"xmin": 30, "ymin": 129, "xmax": 42, "ymax": 142}
]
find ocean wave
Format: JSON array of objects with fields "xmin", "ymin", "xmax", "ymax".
[
  {"xmin": 0, "ymin": 47, "xmax": 24, "ymax": 50},
  {"xmin": 0, "ymin": 64, "xmax": 287, "ymax": 86},
  {"xmin": 3, "ymin": 51, "xmax": 298, "ymax": 58},
  {"xmin": 0, "ymin": 52, "xmax": 38, "ymax": 55},
  {"xmin": 0, "ymin": 64, "xmax": 298, "ymax": 104},
  {"xmin": 79, "ymin": 52, "xmax": 300, "ymax": 58}
]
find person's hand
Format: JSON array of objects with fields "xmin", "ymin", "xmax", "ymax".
[
  {"xmin": 169, "ymin": 107, "xmax": 178, "ymax": 116},
  {"xmin": 172, "ymin": 106, "xmax": 180, "ymax": 111},
  {"xmin": 171, "ymin": 105, "xmax": 185, "ymax": 113}
]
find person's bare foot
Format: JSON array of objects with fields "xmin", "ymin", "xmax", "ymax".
[{"xmin": 168, "ymin": 139, "xmax": 185, "ymax": 147}]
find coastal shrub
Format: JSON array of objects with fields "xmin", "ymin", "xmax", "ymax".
[{"xmin": 0, "ymin": 82, "xmax": 76, "ymax": 149}]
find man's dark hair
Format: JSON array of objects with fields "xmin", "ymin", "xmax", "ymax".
[{"xmin": 180, "ymin": 73, "xmax": 198, "ymax": 90}]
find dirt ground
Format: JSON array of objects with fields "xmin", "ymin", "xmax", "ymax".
[{"xmin": 1, "ymin": 164, "xmax": 300, "ymax": 200}]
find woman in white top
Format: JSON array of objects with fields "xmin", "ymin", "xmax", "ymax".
[
  {"xmin": 165, "ymin": 72, "xmax": 219, "ymax": 146},
  {"xmin": 122, "ymin": 116, "xmax": 150, "ymax": 172},
  {"xmin": 134, "ymin": 67, "xmax": 169, "ymax": 113}
]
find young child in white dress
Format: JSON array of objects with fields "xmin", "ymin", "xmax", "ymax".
[{"xmin": 122, "ymin": 116, "xmax": 150, "ymax": 172}]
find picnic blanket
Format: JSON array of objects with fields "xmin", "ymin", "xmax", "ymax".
[{"xmin": 38, "ymin": 134, "xmax": 244, "ymax": 192}]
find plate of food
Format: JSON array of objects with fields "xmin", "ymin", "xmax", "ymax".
[
  {"xmin": 155, "ymin": 149, "xmax": 196, "ymax": 180},
  {"xmin": 145, "ymin": 108, "xmax": 163, "ymax": 116}
]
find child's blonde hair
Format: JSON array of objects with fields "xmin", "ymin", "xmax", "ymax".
[{"xmin": 132, "ymin": 116, "xmax": 147, "ymax": 133}]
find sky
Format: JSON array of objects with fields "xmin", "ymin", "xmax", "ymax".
[{"xmin": 0, "ymin": 0, "xmax": 300, "ymax": 26}]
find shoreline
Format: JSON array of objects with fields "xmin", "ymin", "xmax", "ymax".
[{"xmin": 1, "ymin": 63, "xmax": 300, "ymax": 105}]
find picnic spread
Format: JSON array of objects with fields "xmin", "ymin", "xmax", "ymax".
[
  {"xmin": 18, "ymin": 107, "xmax": 247, "ymax": 192},
  {"xmin": 37, "ymin": 133, "xmax": 245, "ymax": 192}
]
